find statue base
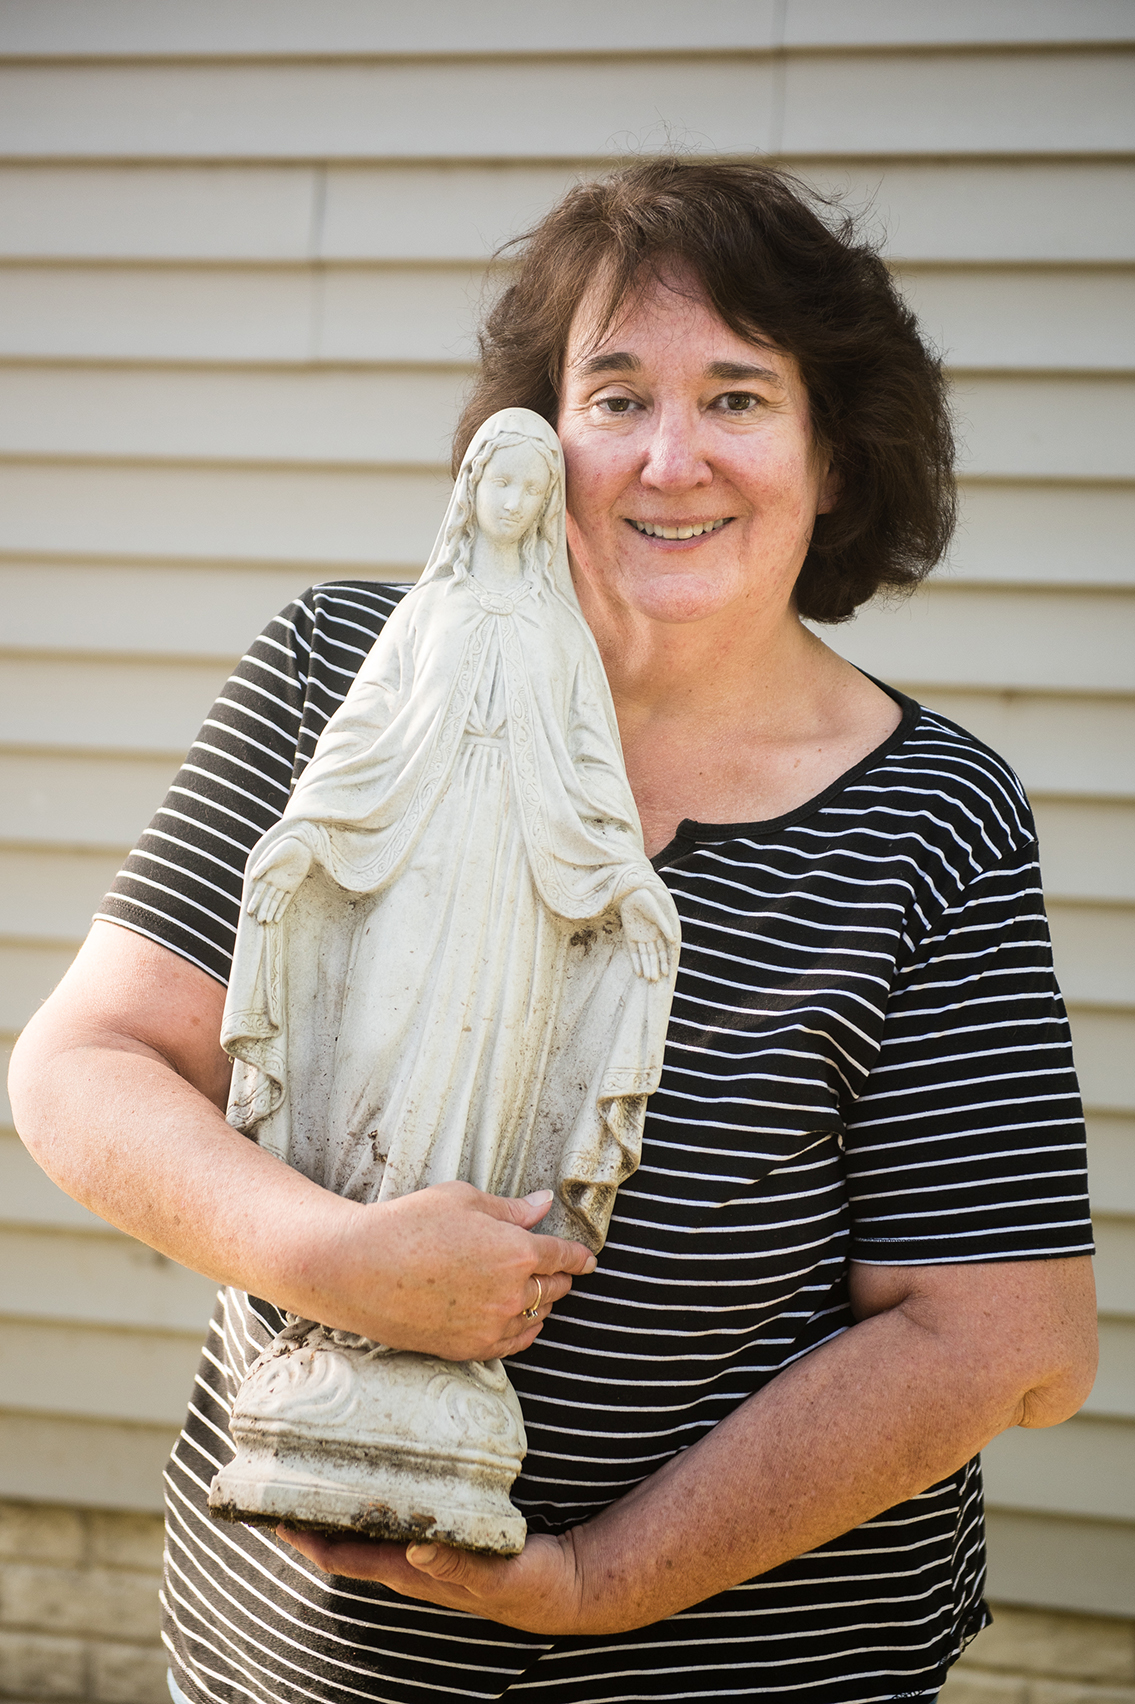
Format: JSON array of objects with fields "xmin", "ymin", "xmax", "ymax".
[{"xmin": 207, "ymin": 1321, "xmax": 528, "ymax": 1556}]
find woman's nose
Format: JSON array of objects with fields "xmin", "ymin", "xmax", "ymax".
[{"xmin": 640, "ymin": 410, "xmax": 712, "ymax": 490}]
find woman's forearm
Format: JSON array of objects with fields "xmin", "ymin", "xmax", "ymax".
[
  {"xmin": 312, "ymin": 1253, "xmax": 1096, "ymax": 1632},
  {"xmin": 16, "ymin": 1004, "xmax": 356, "ymax": 1307},
  {"xmin": 567, "ymin": 1254, "xmax": 1097, "ymax": 1630},
  {"xmin": 9, "ymin": 923, "xmax": 594, "ymax": 1360}
]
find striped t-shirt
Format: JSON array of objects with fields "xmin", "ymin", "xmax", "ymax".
[{"xmin": 99, "ymin": 581, "xmax": 1093, "ymax": 1704}]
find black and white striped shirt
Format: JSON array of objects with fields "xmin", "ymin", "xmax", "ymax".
[{"xmin": 99, "ymin": 582, "xmax": 1093, "ymax": 1704}]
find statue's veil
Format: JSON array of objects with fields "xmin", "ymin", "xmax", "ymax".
[{"xmin": 417, "ymin": 408, "xmax": 575, "ymax": 605}]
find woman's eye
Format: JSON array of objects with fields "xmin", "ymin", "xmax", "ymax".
[
  {"xmin": 596, "ymin": 396, "xmax": 636, "ymax": 415},
  {"xmin": 719, "ymin": 391, "xmax": 758, "ymax": 414}
]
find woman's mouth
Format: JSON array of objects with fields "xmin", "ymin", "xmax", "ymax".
[{"xmin": 627, "ymin": 518, "xmax": 732, "ymax": 540}]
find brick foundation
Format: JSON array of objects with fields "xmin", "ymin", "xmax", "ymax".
[{"xmin": 0, "ymin": 1501, "xmax": 166, "ymax": 1704}]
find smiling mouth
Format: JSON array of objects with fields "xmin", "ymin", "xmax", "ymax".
[{"xmin": 628, "ymin": 518, "xmax": 732, "ymax": 540}]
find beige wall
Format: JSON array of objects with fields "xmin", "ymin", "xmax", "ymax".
[{"xmin": 1, "ymin": 0, "xmax": 1132, "ymax": 1620}]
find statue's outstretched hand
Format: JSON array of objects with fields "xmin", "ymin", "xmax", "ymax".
[
  {"xmin": 620, "ymin": 886, "xmax": 676, "ymax": 983},
  {"xmin": 246, "ymin": 834, "xmax": 314, "ymax": 924}
]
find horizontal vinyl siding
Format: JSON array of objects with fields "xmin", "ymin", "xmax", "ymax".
[
  {"xmin": 0, "ymin": 52, "xmax": 1132, "ymax": 160},
  {"xmin": 1, "ymin": 0, "xmax": 1132, "ymax": 56},
  {"xmin": 0, "ymin": 5, "xmax": 1131, "ymax": 1616},
  {"xmin": 2, "ymin": 160, "xmax": 1133, "ymax": 265}
]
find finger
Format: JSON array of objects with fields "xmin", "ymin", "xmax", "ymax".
[
  {"xmin": 497, "ymin": 1320, "xmax": 544, "ymax": 1358},
  {"xmin": 251, "ymin": 883, "xmax": 281, "ymax": 924},
  {"xmin": 530, "ymin": 1234, "xmax": 598, "ymax": 1277},
  {"xmin": 407, "ymin": 1542, "xmax": 495, "ymax": 1588},
  {"xmin": 278, "ymin": 1527, "xmax": 462, "ymax": 1604},
  {"xmin": 277, "ymin": 1526, "xmax": 398, "ymax": 1580},
  {"xmin": 479, "ymin": 1194, "xmax": 597, "ymax": 1276},
  {"xmin": 477, "ymin": 1187, "xmax": 554, "ymax": 1228},
  {"xmin": 522, "ymin": 1270, "xmax": 565, "ymax": 1317},
  {"xmin": 532, "ymin": 1270, "xmax": 572, "ymax": 1308}
]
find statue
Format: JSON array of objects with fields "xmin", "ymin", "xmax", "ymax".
[{"xmin": 207, "ymin": 409, "xmax": 681, "ymax": 1554}]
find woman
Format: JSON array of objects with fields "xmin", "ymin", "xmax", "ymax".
[
  {"xmin": 222, "ymin": 409, "xmax": 678, "ymax": 1244},
  {"xmin": 10, "ymin": 159, "xmax": 1096, "ymax": 1703}
]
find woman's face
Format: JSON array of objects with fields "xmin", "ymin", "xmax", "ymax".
[
  {"xmin": 556, "ymin": 269, "xmax": 836, "ymax": 629},
  {"xmin": 474, "ymin": 443, "xmax": 551, "ymax": 551}
]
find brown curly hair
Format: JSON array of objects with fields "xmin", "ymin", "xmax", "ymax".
[{"xmin": 453, "ymin": 157, "xmax": 956, "ymax": 624}]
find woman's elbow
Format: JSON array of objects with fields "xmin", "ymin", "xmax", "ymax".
[
  {"xmin": 1016, "ymin": 1263, "xmax": 1099, "ymax": 1429},
  {"xmin": 8, "ymin": 1002, "xmax": 65, "ymax": 1164}
]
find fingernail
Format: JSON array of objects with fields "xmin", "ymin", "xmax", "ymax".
[
  {"xmin": 525, "ymin": 1189, "xmax": 553, "ymax": 1205},
  {"xmin": 584, "ymin": 1255, "xmax": 597, "ymax": 1273},
  {"xmin": 408, "ymin": 1543, "xmax": 437, "ymax": 1566}
]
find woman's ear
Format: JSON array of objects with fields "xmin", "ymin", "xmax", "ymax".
[{"xmin": 816, "ymin": 457, "xmax": 841, "ymax": 516}]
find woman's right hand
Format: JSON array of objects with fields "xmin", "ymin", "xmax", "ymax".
[
  {"xmin": 334, "ymin": 1181, "xmax": 597, "ymax": 1362},
  {"xmin": 246, "ymin": 834, "xmax": 314, "ymax": 923}
]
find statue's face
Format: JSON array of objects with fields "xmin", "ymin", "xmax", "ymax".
[{"xmin": 474, "ymin": 443, "xmax": 551, "ymax": 552}]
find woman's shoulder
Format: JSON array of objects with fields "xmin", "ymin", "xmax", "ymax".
[
  {"xmin": 289, "ymin": 578, "xmax": 415, "ymax": 685},
  {"xmin": 300, "ymin": 579, "xmax": 415, "ymax": 649},
  {"xmin": 860, "ymin": 693, "xmax": 1038, "ymax": 865}
]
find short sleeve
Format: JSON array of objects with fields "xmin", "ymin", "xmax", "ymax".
[
  {"xmin": 844, "ymin": 841, "xmax": 1094, "ymax": 1265},
  {"xmin": 95, "ymin": 581, "xmax": 407, "ymax": 984}
]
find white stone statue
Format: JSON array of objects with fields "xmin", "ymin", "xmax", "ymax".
[{"xmin": 208, "ymin": 408, "xmax": 680, "ymax": 1553}]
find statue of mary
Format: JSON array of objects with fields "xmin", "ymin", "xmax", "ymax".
[{"xmin": 208, "ymin": 408, "xmax": 680, "ymax": 1552}]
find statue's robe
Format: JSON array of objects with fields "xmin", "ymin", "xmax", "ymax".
[{"xmin": 221, "ymin": 571, "xmax": 679, "ymax": 1252}]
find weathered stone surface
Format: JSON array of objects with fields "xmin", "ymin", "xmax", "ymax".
[
  {"xmin": 210, "ymin": 1332, "xmax": 529, "ymax": 1553},
  {"xmin": 212, "ymin": 408, "xmax": 680, "ymax": 1545}
]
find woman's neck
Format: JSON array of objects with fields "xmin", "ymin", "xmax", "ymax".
[
  {"xmin": 575, "ymin": 577, "xmax": 901, "ymax": 855},
  {"xmin": 581, "ymin": 576, "xmax": 819, "ymax": 733}
]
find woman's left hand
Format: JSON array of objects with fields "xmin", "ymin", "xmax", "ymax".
[{"xmin": 277, "ymin": 1527, "xmax": 590, "ymax": 1635}]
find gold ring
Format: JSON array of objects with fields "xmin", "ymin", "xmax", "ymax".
[{"xmin": 522, "ymin": 1276, "xmax": 544, "ymax": 1321}]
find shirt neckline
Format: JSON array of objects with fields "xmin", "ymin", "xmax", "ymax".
[{"xmin": 650, "ymin": 680, "xmax": 920, "ymax": 869}]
